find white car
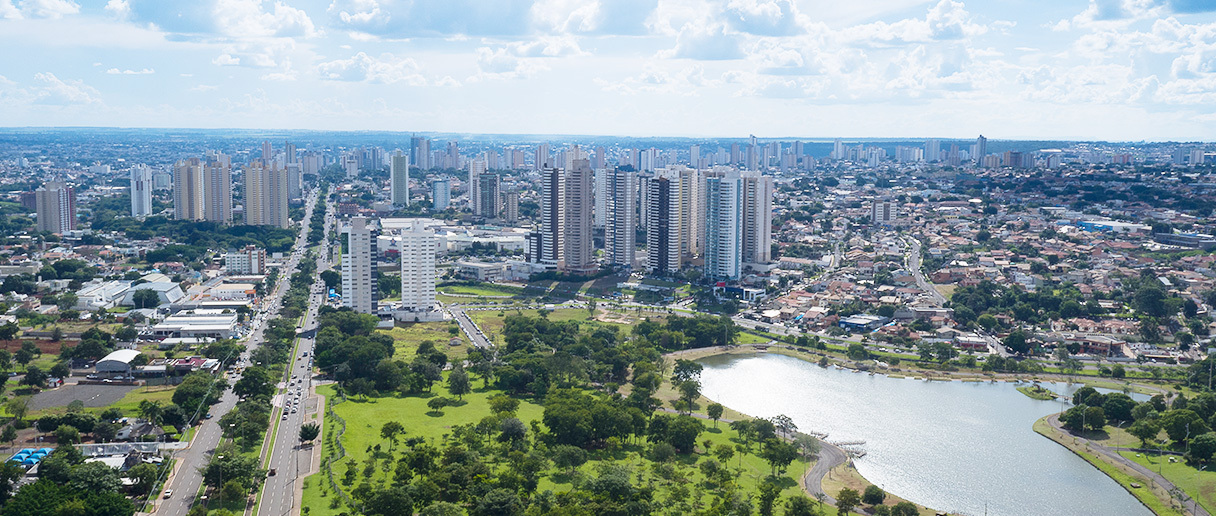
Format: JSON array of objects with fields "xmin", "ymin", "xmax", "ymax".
[{"xmin": 163, "ymin": 489, "xmax": 173, "ymax": 499}]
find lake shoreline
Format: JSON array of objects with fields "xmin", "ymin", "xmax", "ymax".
[{"xmin": 681, "ymin": 344, "xmax": 1162, "ymax": 516}]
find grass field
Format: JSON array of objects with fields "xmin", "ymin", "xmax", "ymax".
[
  {"xmin": 301, "ymin": 376, "xmax": 810, "ymax": 516},
  {"xmin": 1121, "ymin": 450, "xmax": 1216, "ymax": 515},
  {"xmin": 436, "ymin": 283, "xmax": 526, "ymax": 297},
  {"xmin": 378, "ymin": 322, "xmax": 471, "ymax": 363}
]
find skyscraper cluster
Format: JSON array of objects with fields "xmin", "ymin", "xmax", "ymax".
[
  {"xmin": 173, "ymin": 154, "xmax": 232, "ymax": 224},
  {"xmin": 244, "ymin": 160, "xmax": 289, "ymax": 228}
]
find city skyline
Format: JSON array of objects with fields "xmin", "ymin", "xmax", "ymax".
[{"xmin": 1, "ymin": 0, "xmax": 1216, "ymax": 140}]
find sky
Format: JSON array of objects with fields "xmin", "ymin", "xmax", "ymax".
[{"xmin": 2, "ymin": 0, "xmax": 1216, "ymax": 140}]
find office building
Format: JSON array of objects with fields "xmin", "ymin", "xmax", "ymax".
[
  {"xmin": 35, "ymin": 181, "xmax": 76, "ymax": 234},
  {"xmin": 503, "ymin": 191, "xmax": 519, "ymax": 223},
  {"xmin": 645, "ymin": 172, "xmax": 682, "ymax": 274},
  {"xmin": 705, "ymin": 172, "xmax": 743, "ymax": 280},
  {"xmin": 872, "ymin": 199, "xmax": 896, "ymax": 225},
  {"xmin": 432, "ymin": 178, "xmax": 450, "ymax": 211},
  {"xmin": 224, "ymin": 245, "xmax": 267, "ymax": 274},
  {"xmin": 605, "ymin": 167, "xmax": 636, "ymax": 268},
  {"xmin": 130, "ymin": 164, "xmax": 153, "ymax": 217},
  {"xmin": 399, "ymin": 220, "xmax": 437, "ymax": 311},
  {"xmin": 476, "ymin": 173, "xmax": 501, "ymax": 218},
  {"xmin": 173, "ymin": 158, "xmax": 205, "ymax": 221},
  {"xmin": 341, "ymin": 217, "xmax": 378, "ymax": 314},
  {"xmin": 391, "ymin": 150, "xmax": 410, "ymax": 206},
  {"xmin": 537, "ymin": 165, "xmax": 564, "ymax": 267},
  {"xmin": 244, "ymin": 160, "xmax": 288, "ymax": 228},
  {"xmin": 564, "ymin": 158, "xmax": 595, "ymax": 274}
]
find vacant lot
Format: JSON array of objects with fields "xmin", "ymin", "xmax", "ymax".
[{"xmin": 29, "ymin": 383, "xmax": 138, "ymax": 411}]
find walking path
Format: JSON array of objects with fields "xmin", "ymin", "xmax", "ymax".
[{"xmin": 1044, "ymin": 414, "xmax": 1208, "ymax": 516}]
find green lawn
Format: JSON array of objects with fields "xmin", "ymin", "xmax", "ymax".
[
  {"xmin": 437, "ymin": 283, "xmax": 526, "ymax": 297},
  {"xmin": 1121, "ymin": 450, "xmax": 1216, "ymax": 514},
  {"xmin": 378, "ymin": 322, "xmax": 470, "ymax": 363}
]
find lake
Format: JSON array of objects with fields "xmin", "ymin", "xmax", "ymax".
[{"xmin": 698, "ymin": 352, "xmax": 1152, "ymax": 516}]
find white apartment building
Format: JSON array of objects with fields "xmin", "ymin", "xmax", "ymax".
[
  {"xmin": 342, "ymin": 217, "xmax": 378, "ymax": 314},
  {"xmin": 399, "ymin": 220, "xmax": 437, "ymax": 311}
]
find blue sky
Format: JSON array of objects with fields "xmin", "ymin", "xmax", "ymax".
[{"xmin": 2, "ymin": 0, "xmax": 1216, "ymax": 140}]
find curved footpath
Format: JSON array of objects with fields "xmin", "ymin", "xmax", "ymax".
[{"xmin": 1044, "ymin": 414, "xmax": 1209, "ymax": 516}]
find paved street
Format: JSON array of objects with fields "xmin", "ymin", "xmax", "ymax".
[
  {"xmin": 256, "ymin": 196, "xmax": 333, "ymax": 516},
  {"xmin": 158, "ymin": 189, "xmax": 321, "ymax": 516}
]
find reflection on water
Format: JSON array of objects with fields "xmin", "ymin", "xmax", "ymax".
[{"xmin": 698, "ymin": 353, "xmax": 1152, "ymax": 516}]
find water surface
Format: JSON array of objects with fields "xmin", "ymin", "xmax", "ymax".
[{"xmin": 698, "ymin": 353, "xmax": 1152, "ymax": 516}]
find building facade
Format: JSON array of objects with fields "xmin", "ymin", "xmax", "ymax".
[
  {"xmin": 130, "ymin": 165, "xmax": 153, "ymax": 217},
  {"xmin": 35, "ymin": 181, "xmax": 76, "ymax": 234},
  {"xmin": 341, "ymin": 217, "xmax": 378, "ymax": 314},
  {"xmin": 605, "ymin": 167, "xmax": 636, "ymax": 268},
  {"xmin": 399, "ymin": 220, "xmax": 437, "ymax": 311}
]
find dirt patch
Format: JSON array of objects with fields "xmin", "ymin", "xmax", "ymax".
[{"xmin": 0, "ymin": 339, "xmax": 65, "ymax": 354}]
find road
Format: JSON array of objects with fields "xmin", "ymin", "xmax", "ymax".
[
  {"xmin": 257, "ymin": 194, "xmax": 334, "ymax": 516},
  {"xmin": 904, "ymin": 236, "xmax": 945, "ymax": 306},
  {"xmin": 449, "ymin": 307, "xmax": 494, "ymax": 349},
  {"xmin": 159, "ymin": 188, "xmax": 321, "ymax": 516}
]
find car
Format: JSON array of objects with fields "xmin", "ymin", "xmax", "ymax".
[
  {"xmin": 282, "ymin": 414, "xmax": 288, "ymax": 420},
  {"xmin": 268, "ymin": 469, "xmax": 276, "ymax": 476},
  {"xmin": 163, "ymin": 489, "xmax": 173, "ymax": 499}
]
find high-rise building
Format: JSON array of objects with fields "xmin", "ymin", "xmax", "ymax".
[
  {"xmin": 286, "ymin": 163, "xmax": 301, "ymax": 200},
  {"xmin": 537, "ymin": 165, "xmax": 564, "ymax": 267},
  {"xmin": 926, "ymin": 139, "xmax": 941, "ymax": 162},
  {"xmin": 130, "ymin": 164, "xmax": 153, "ymax": 217},
  {"xmin": 564, "ymin": 159, "xmax": 595, "ymax": 274},
  {"xmin": 468, "ymin": 157, "xmax": 486, "ymax": 213},
  {"xmin": 173, "ymin": 157, "xmax": 205, "ymax": 221},
  {"xmin": 832, "ymin": 138, "xmax": 846, "ymax": 160},
  {"xmin": 645, "ymin": 172, "xmax": 682, "ymax": 274},
  {"xmin": 503, "ymin": 191, "xmax": 519, "ymax": 223},
  {"xmin": 261, "ymin": 140, "xmax": 273, "ymax": 161},
  {"xmin": 244, "ymin": 160, "xmax": 288, "ymax": 228},
  {"xmin": 35, "ymin": 181, "xmax": 75, "ymax": 234},
  {"xmin": 975, "ymin": 135, "xmax": 987, "ymax": 165},
  {"xmin": 476, "ymin": 173, "xmax": 501, "ymax": 218},
  {"xmin": 948, "ymin": 144, "xmax": 961, "ymax": 167},
  {"xmin": 410, "ymin": 137, "xmax": 431, "ymax": 170},
  {"xmin": 391, "ymin": 150, "xmax": 410, "ymax": 206},
  {"xmin": 224, "ymin": 245, "xmax": 266, "ymax": 274},
  {"xmin": 605, "ymin": 167, "xmax": 636, "ymax": 268},
  {"xmin": 203, "ymin": 160, "xmax": 233, "ymax": 224},
  {"xmin": 341, "ymin": 217, "xmax": 378, "ymax": 314},
  {"xmin": 593, "ymin": 168, "xmax": 607, "ymax": 228},
  {"xmin": 534, "ymin": 143, "xmax": 551, "ymax": 170},
  {"xmin": 592, "ymin": 146, "xmax": 606, "ymax": 170},
  {"xmin": 432, "ymin": 179, "xmax": 450, "ymax": 211},
  {"xmin": 705, "ymin": 172, "xmax": 743, "ymax": 280},
  {"xmin": 872, "ymin": 199, "xmax": 896, "ymax": 225},
  {"xmin": 740, "ymin": 171, "xmax": 773, "ymax": 265},
  {"xmin": 678, "ymin": 167, "xmax": 703, "ymax": 260},
  {"xmin": 399, "ymin": 220, "xmax": 436, "ymax": 312},
  {"xmin": 690, "ymin": 145, "xmax": 700, "ymax": 167},
  {"xmin": 343, "ymin": 154, "xmax": 359, "ymax": 178},
  {"xmin": 284, "ymin": 142, "xmax": 297, "ymax": 164}
]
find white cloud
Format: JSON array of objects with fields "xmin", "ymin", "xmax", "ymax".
[
  {"xmin": 841, "ymin": 0, "xmax": 989, "ymax": 46},
  {"xmin": 214, "ymin": 0, "xmax": 319, "ymax": 38},
  {"xmin": 662, "ymin": 24, "xmax": 745, "ymax": 60},
  {"xmin": 19, "ymin": 0, "xmax": 79, "ymax": 19},
  {"xmin": 316, "ymin": 52, "xmax": 426, "ymax": 84},
  {"xmin": 105, "ymin": 67, "xmax": 154, "ymax": 75},
  {"xmin": 32, "ymin": 72, "xmax": 99, "ymax": 104},
  {"xmin": 601, "ymin": 64, "xmax": 720, "ymax": 95},
  {"xmin": 725, "ymin": 0, "xmax": 806, "ymax": 36},
  {"xmin": 189, "ymin": 84, "xmax": 218, "ymax": 92},
  {"xmin": 213, "ymin": 54, "xmax": 241, "ymax": 66},
  {"xmin": 507, "ymin": 36, "xmax": 586, "ymax": 57},
  {"xmin": 103, "ymin": 0, "xmax": 128, "ymax": 19},
  {"xmin": 1, "ymin": 0, "xmax": 23, "ymax": 19}
]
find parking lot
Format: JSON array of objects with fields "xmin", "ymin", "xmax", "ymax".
[{"xmin": 28, "ymin": 383, "xmax": 138, "ymax": 411}]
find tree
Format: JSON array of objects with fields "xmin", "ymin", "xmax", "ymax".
[
  {"xmin": 132, "ymin": 289, "xmax": 160, "ymax": 309},
  {"xmin": 1161, "ymin": 409, "xmax": 1210, "ymax": 443},
  {"xmin": 364, "ymin": 486, "xmax": 413, "ymax": 516},
  {"xmin": 863, "ymin": 485, "xmax": 886, "ymax": 505},
  {"xmin": 54, "ymin": 425, "xmax": 80, "ymax": 445},
  {"xmin": 488, "ymin": 394, "xmax": 519, "ymax": 416},
  {"xmin": 299, "ymin": 422, "xmax": 320, "ymax": 444},
  {"xmin": 320, "ymin": 270, "xmax": 340, "ymax": 290},
  {"xmin": 760, "ymin": 438, "xmax": 799, "ymax": 476},
  {"xmin": 0, "ymin": 323, "xmax": 17, "ymax": 341},
  {"xmin": 758, "ymin": 481, "xmax": 782, "ymax": 516},
  {"xmin": 138, "ymin": 400, "xmax": 165, "ymax": 426},
  {"xmin": 1084, "ymin": 406, "xmax": 1106, "ymax": 431},
  {"xmin": 0, "ymin": 426, "xmax": 16, "ymax": 447},
  {"xmin": 19, "ymin": 364, "xmax": 46, "ymax": 388},
  {"xmin": 672, "ymin": 359, "xmax": 703, "ymax": 383},
  {"xmin": 551, "ymin": 444, "xmax": 587, "ymax": 474},
  {"xmin": 892, "ymin": 502, "xmax": 919, "ymax": 516},
  {"xmin": 1188, "ymin": 432, "xmax": 1216, "ymax": 464},
  {"xmin": 221, "ymin": 479, "xmax": 246, "ymax": 503},
  {"xmin": 1003, "ymin": 331, "xmax": 1029, "ymax": 354},
  {"xmin": 836, "ymin": 488, "xmax": 861, "ymax": 515},
  {"xmin": 68, "ymin": 460, "xmax": 122, "ymax": 493},
  {"xmin": 6, "ymin": 399, "xmax": 28, "ymax": 422},
  {"xmin": 676, "ymin": 380, "xmax": 701, "ymax": 415},
  {"xmin": 447, "ymin": 365, "xmax": 471, "ymax": 400},
  {"xmin": 707, "ymin": 402, "xmax": 724, "ymax": 428},
  {"xmin": 473, "ymin": 488, "xmax": 521, "ymax": 516},
  {"xmin": 785, "ymin": 495, "xmax": 819, "ymax": 516},
  {"xmin": 380, "ymin": 421, "xmax": 405, "ymax": 450}
]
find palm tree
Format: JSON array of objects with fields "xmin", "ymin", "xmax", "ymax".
[{"xmin": 138, "ymin": 400, "xmax": 164, "ymax": 427}]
